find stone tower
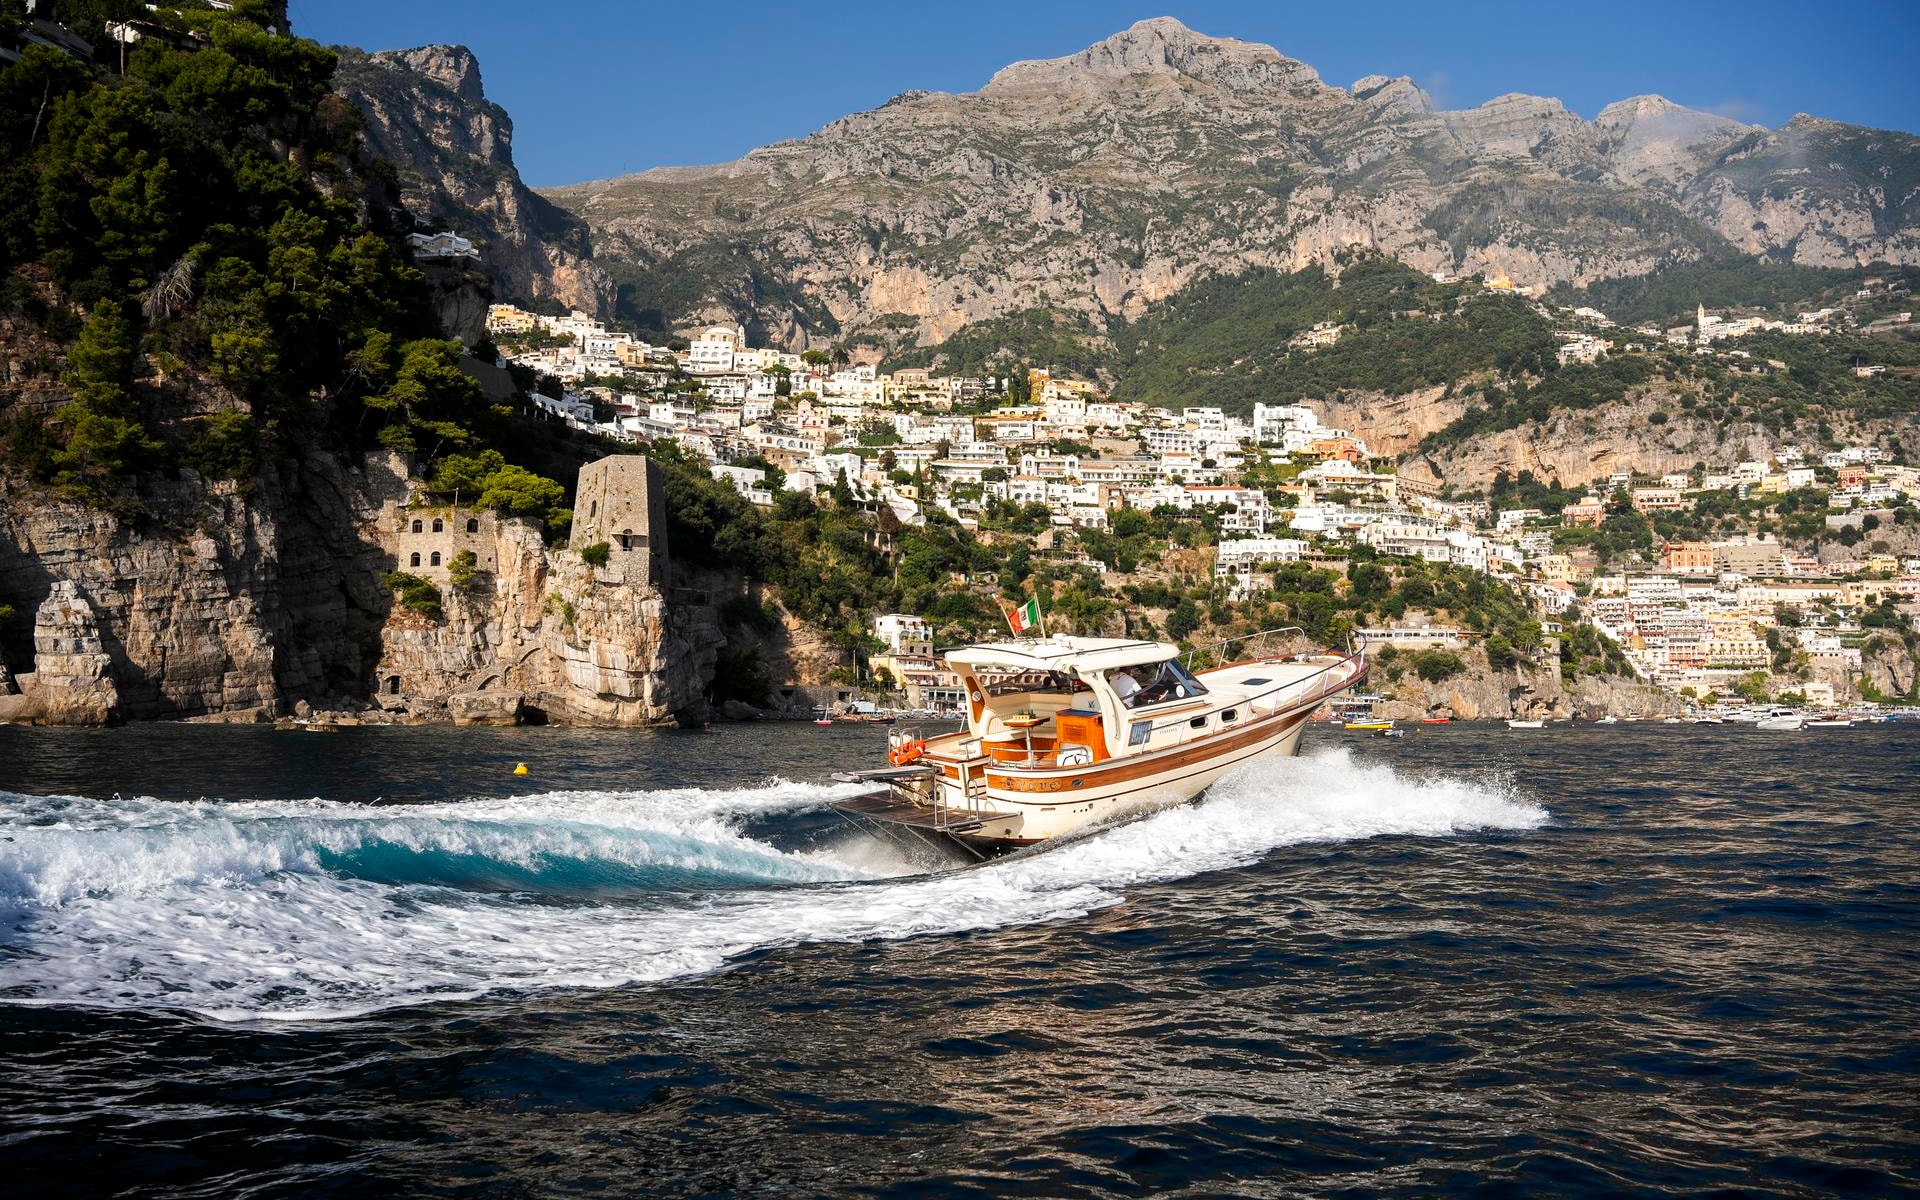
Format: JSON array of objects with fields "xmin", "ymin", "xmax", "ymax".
[{"xmin": 571, "ymin": 455, "xmax": 669, "ymax": 587}]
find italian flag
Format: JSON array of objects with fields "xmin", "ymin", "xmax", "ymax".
[{"xmin": 1007, "ymin": 595, "xmax": 1041, "ymax": 636}]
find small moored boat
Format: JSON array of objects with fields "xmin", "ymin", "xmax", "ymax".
[
  {"xmin": 831, "ymin": 629, "xmax": 1367, "ymax": 856},
  {"xmin": 1506, "ymin": 718, "xmax": 1545, "ymax": 729}
]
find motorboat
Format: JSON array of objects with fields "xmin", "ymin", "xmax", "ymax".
[
  {"xmin": 1753, "ymin": 707, "xmax": 1805, "ymax": 731},
  {"xmin": 831, "ymin": 629, "xmax": 1367, "ymax": 856},
  {"xmin": 1806, "ymin": 716, "xmax": 1855, "ymax": 728},
  {"xmin": 1343, "ymin": 719, "xmax": 1394, "ymax": 731},
  {"xmin": 1506, "ymin": 718, "xmax": 1545, "ymax": 729},
  {"xmin": 1594, "ymin": 715, "xmax": 1620, "ymax": 725}
]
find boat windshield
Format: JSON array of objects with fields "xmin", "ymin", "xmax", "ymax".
[{"xmin": 1111, "ymin": 658, "xmax": 1208, "ymax": 708}]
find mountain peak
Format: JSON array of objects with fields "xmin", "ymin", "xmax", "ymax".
[
  {"xmin": 366, "ymin": 44, "xmax": 486, "ymax": 105},
  {"xmin": 983, "ymin": 16, "xmax": 1321, "ymax": 93}
]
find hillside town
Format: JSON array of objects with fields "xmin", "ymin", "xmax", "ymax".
[{"xmin": 484, "ymin": 295, "xmax": 1920, "ymax": 714}]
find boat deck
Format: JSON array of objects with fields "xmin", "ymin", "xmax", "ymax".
[{"xmin": 830, "ymin": 790, "xmax": 1016, "ymax": 834}]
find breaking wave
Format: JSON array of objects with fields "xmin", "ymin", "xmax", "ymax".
[{"xmin": 0, "ymin": 752, "xmax": 1546, "ymax": 1021}]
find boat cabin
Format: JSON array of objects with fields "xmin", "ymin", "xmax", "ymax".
[{"xmin": 944, "ymin": 637, "xmax": 1225, "ymax": 765}]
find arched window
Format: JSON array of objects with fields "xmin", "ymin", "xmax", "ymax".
[
  {"xmin": 466, "ymin": 518, "xmax": 479, "ymax": 533},
  {"xmin": 619, "ymin": 529, "xmax": 635, "ymax": 551},
  {"xmin": 432, "ymin": 518, "xmax": 444, "ymax": 533},
  {"xmin": 589, "ymin": 500, "xmax": 597, "ymax": 518},
  {"xmin": 410, "ymin": 519, "xmax": 423, "ymax": 533},
  {"xmin": 409, "ymin": 552, "xmax": 421, "ymax": 567},
  {"xmin": 430, "ymin": 551, "xmax": 441, "ymax": 567}
]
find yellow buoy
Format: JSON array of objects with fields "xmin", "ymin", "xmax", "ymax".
[{"xmin": 513, "ymin": 762, "xmax": 529, "ymax": 776}]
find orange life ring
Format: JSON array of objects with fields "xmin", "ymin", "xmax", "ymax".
[{"xmin": 888, "ymin": 738, "xmax": 926, "ymax": 766}]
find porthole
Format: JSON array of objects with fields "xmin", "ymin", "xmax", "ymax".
[
  {"xmin": 1190, "ymin": 716, "xmax": 1208, "ymax": 729},
  {"xmin": 1222, "ymin": 708, "xmax": 1239, "ymax": 722}
]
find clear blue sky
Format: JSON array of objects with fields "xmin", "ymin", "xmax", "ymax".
[{"xmin": 290, "ymin": 0, "xmax": 1920, "ymax": 188}]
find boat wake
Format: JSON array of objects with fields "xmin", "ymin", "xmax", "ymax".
[{"xmin": 0, "ymin": 752, "xmax": 1546, "ymax": 1022}]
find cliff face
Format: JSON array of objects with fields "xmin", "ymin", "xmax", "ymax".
[
  {"xmin": 332, "ymin": 45, "xmax": 614, "ymax": 319},
  {"xmin": 0, "ymin": 451, "xmax": 723, "ymax": 728},
  {"xmin": 1369, "ymin": 646, "xmax": 1679, "ymax": 723},
  {"xmin": 540, "ymin": 17, "xmax": 1920, "ymax": 347},
  {"xmin": 1321, "ymin": 382, "xmax": 1919, "ymax": 492},
  {"xmin": 0, "ymin": 453, "xmax": 399, "ymax": 724},
  {"xmin": 367, "ymin": 503, "xmax": 722, "ymax": 726}
]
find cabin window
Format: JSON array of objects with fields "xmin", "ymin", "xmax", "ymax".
[
  {"xmin": 409, "ymin": 552, "xmax": 420, "ymax": 567},
  {"xmin": 1222, "ymin": 708, "xmax": 1238, "ymax": 723},
  {"xmin": 1190, "ymin": 716, "xmax": 1208, "ymax": 730},
  {"xmin": 466, "ymin": 518, "xmax": 479, "ymax": 533},
  {"xmin": 1128, "ymin": 721, "xmax": 1152, "ymax": 747},
  {"xmin": 410, "ymin": 519, "xmax": 423, "ymax": 533},
  {"xmin": 431, "ymin": 518, "xmax": 444, "ymax": 533},
  {"xmin": 1118, "ymin": 658, "xmax": 1210, "ymax": 707},
  {"xmin": 430, "ymin": 552, "xmax": 441, "ymax": 567}
]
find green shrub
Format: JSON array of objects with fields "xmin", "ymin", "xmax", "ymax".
[
  {"xmin": 381, "ymin": 571, "xmax": 442, "ymax": 620},
  {"xmin": 580, "ymin": 541, "xmax": 610, "ymax": 568},
  {"xmin": 1411, "ymin": 649, "xmax": 1466, "ymax": 682},
  {"xmin": 446, "ymin": 549, "xmax": 479, "ymax": 591},
  {"xmin": 181, "ymin": 410, "xmax": 257, "ymax": 481}
]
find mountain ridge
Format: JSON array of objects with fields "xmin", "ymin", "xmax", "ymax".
[
  {"xmin": 527, "ymin": 16, "xmax": 1916, "ymax": 350},
  {"xmin": 332, "ymin": 44, "xmax": 615, "ymax": 318}
]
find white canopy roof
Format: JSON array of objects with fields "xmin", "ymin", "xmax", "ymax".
[{"xmin": 943, "ymin": 636, "xmax": 1178, "ymax": 675}]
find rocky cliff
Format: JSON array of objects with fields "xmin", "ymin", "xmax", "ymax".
[
  {"xmin": 1320, "ymin": 383, "xmax": 1917, "ymax": 493},
  {"xmin": 0, "ymin": 451, "xmax": 723, "ymax": 728},
  {"xmin": 332, "ymin": 45, "xmax": 614, "ymax": 319},
  {"xmin": 0, "ymin": 452, "xmax": 401, "ymax": 724},
  {"xmin": 538, "ymin": 16, "xmax": 1918, "ymax": 348},
  {"xmin": 1368, "ymin": 645, "xmax": 1679, "ymax": 723},
  {"xmin": 366, "ymin": 496, "xmax": 723, "ymax": 727}
]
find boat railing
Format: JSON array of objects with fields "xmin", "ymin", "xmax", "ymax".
[
  {"xmin": 1183, "ymin": 626, "xmax": 1308, "ymax": 671},
  {"xmin": 1137, "ymin": 646, "xmax": 1368, "ymax": 739}
]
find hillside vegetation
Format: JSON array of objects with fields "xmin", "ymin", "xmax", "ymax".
[
  {"xmin": 890, "ymin": 257, "xmax": 1558, "ymax": 414},
  {"xmin": 0, "ymin": 4, "xmax": 583, "ymax": 526},
  {"xmin": 1548, "ymin": 260, "xmax": 1920, "ymax": 326}
]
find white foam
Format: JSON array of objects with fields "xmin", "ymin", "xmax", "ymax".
[{"xmin": 0, "ymin": 750, "xmax": 1546, "ymax": 1022}]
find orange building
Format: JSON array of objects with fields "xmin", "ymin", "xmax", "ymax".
[
  {"xmin": 1307, "ymin": 437, "xmax": 1365, "ymax": 463},
  {"xmin": 1563, "ymin": 497, "xmax": 1607, "ymax": 528},
  {"xmin": 1661, "ymin": 541, "xmax": 1714, "ymax": 572}
]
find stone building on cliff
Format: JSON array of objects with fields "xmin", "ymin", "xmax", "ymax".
[{"xmin": 570, "ymin": 455, "xmax": 669, "ymax": 588}]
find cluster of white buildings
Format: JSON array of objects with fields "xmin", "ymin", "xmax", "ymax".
[
  {"xmin": 484, "ymin": 303, "xmax": 1917, "ymax": 704},
  {"xmin": 1574, "ymin": 562, "xmax": 1912, "ymax": 700}
]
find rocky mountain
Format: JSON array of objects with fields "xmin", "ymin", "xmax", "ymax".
[
  {"xmin": 332, "ymin": 45, "xmax": 614, "ymax": 319},
  {"xmin": 538, "ymin": 16, "xmax": 1918, "ymax": 350}
]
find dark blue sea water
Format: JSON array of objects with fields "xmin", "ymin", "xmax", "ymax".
[{"xmin": 1, "ymin": 721, "xmax": 1915, "ymax": 1198}]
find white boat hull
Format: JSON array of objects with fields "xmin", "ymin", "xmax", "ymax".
[
  {"xmin": 833, "ymin": 638, "xmax": 1367, "ymax": 856},
  {"xmin": 934, "ymin": 708, "xmax": 1314, "ymax": 849}
]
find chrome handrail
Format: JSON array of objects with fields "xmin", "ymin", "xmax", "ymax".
[
  {"xmin": 1184, "ymin": 626, "xmax": 1307, "ymax": 670},
  {"xmin": 1141, "ymin": 647, "xmax": 1367, "ymax": 735}
]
